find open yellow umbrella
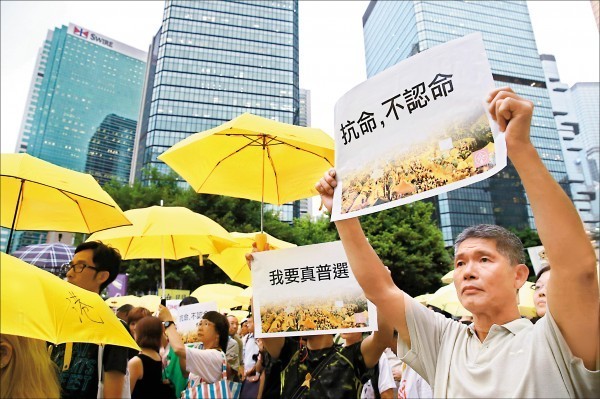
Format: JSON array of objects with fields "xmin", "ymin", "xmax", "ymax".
[
  {"xmin": 208, "ymin": 232, "xmax": 296, "ymax": 286},
  {"xmin": 1, "ymin": 153, "xmax": 131, "ymax": 251},
  {"xmin": 158, "ymin": 113, "xmax": 335, "ymax": 243},
  {"xmin": 105, "ymin": 295, "xmax": 141, "ymax": 309},
  {"xmin": 441, "ymin": 269, "xmax": 454, "ymax": 284},
  {"xmin": 427, "ymin": 284, "xmax": 472, "ymax": 317},
  {"xmin": 190, "ymin": 283, "xmax": 245, "ymax": 312},
  {"xmin": 86, "ymin": 206, "xmax": 236, "ymax": 296},
  {"xmin": 1, "ymin": 252, "xmax": 138, "ymax": 349},
  {"xmin": 518, "ymin": 281, "xmax": 537, "ymax": 318}
]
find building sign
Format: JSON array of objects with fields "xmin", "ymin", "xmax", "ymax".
[{"xmin": 67, "ymin": 23, "xmax": 146, "ymax": 62}]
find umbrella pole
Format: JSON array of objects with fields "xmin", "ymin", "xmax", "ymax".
[
  {"xmin": 7, "ymin": 179, "xmax": 24, "ymax": 253},
  {"xmin": 261, "ymin": 134, "xmax": 265, "ymax": 234}
]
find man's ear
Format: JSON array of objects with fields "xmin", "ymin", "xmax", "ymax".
[
  {"xmin": 515, "ymin": 263, "xmax": 530, "ymax": 288},
  {"xmin": 96, "ymin": 270, "xmax": 110, "ymax": 286}
]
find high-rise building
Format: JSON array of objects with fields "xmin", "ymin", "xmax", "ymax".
[
  {"xmin": 8, "ymin": 23, "xmax": 146, "ymax": 252},
  {"xmin": 362, "ymin": 0, "xmax": 571, "ymax": 245},
  {"xmin": 132, "ymin": 0, "xmax": 300, "ymax": 185},
  {"xmin": 85, "ymin": 113, "xmax": 137, "ymax": 185},
  {"xmin": 18, "ymin": 23, "xmax": 146, "ymax": 178},
  {"xmin": 541, "ymin": 54, "xmax": 598, "ymax": 229},
  {"xmin": 264, "ymin": 88, "xmax": 311, "ymax": 223},
  {"xmin": 571, "ymin": 83, "xmax": 600, "ymax": 184}
]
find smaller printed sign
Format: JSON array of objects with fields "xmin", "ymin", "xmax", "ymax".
[
  {"xmin": 176, "ymin": 302, "xmax": 218, "ymax": 345},
  {"xmin": 251, "ymin": 241, "xmax": 377, "ymax": 338}
]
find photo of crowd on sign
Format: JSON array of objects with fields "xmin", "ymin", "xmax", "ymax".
[
  {"xmin": 251, "ymin": 241, "xmax": 378, "ymax": 338},
  {"xmin": 260, "ymin": 295, "xmax": 370, "ymax": 334},
  {"xmin": 340, "ymin": 113, "xmax": 494, "ymax": 214}
]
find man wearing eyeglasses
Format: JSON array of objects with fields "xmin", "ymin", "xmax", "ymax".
[{"xmin": 51, "ymin": 241, "xmax": 129, "ymax": 399}]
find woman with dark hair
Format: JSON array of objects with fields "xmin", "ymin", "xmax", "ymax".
[
  {"xmin": 157, "ymin": 307, "xmax": 231, "ymax": 386},
  {"xmin": 128, "ymin": 316, "xmax": 174, "ymax": 398},
  {"xmin": 533, "ymin": 265, "xmax": 551, "ymax": 318},
  {"xmin": 127, "ymin": 307, "xmax": 152, "ymax": 340}
]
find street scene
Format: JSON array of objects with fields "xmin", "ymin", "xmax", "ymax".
[{"xmin": 1, "ymin": 1, "xmax": 598, "ymax": 398}]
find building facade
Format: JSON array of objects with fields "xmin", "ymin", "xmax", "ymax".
[
  {"xmin": 6, "ymin": 23, "xmax": 146, "ymax": 252},
  {"xmin": 131, "ymin": 0, "xmax": 300, "ymax": 184},
  {"xmin": 17, "ymin": 23, "xmax": 146, "ymax": 177},
  {"xmin": 541, "ymin": 54, "xmax": 599, "ymax": 230},
  {"xmin": 362, "ymin": 0, "xmax": 571, "ymax": 245}
]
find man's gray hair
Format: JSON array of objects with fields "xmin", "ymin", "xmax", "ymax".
[{"xmin": 454, "ymin": 224, "xmax": 526, "ymax": 265}]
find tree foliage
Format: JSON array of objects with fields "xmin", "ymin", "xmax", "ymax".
[
  {"xmin": 102, "ymin": 168, "xmax": 450, "ymax": 296},
  {"xmin": 360, "ymin": 201, "xmax": 452, "ymax": 296}
]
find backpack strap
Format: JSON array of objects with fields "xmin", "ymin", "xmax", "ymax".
[{"xmin": 290, "ymin": 345, "xmax": 338, "ymax": 399}]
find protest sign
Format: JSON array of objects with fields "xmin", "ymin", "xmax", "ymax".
[
  {"xmin": 176, "ymin": 301, "xmax": 218, "ymax": 344},
  {"xmin": 332, "ymin": 32, "xmax": 504, "ymax": 221},
  {"xmin": 526, "ymin": 245, "xmax": 549, "ymax": 275},
  {"xmin": 251, "ymin": 241, "xmax": 377, "ymax": 338}
]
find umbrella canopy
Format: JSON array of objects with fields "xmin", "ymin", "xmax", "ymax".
[
  {"xmin": 518, "ymin": 281, "xmax": 537, "ymax": 318},
  {"xmin": 441, "ymin": 269, "xmax": 454, "ymax": 284},
  {"xmin": 1, "ymin": 252, "xmax": 138, "ymax": 349},
  {"xmin": 158, "ymin": 113, "xmax": 335, "ymax": 232},
  {"xmin": 209, "ymin": 232, "xmax": 296, "ymax": 286},
  {"xmin": 225, "ymin": 309, "xmax": 250, "ymax": 323},
  {"xmin": 12, "ymin": 242, "xmax": 75, "ymax": 275},
  {"xmin": 190, "ymin": 284, "xmax": 245, "ymax": 311},
  {"xmin": 1, "ymin": 153, "xmax": 131, "ymax": 250},
  {"xmin": 86, "ymin": 206, "xmax": 236, "ymax": 295},
  {"xmin": 427, "ymin": 284, "xmax": 472, "ymax": 317},
  {"xmin": 105, "ymin": 295, "xmax": 142, "ymax": 310},
  {"xmin": 414, "ymin": 293, "xmax": 433, "ymax": 306}
]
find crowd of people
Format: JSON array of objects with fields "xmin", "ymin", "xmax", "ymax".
[
  {"xmin": 1, "ymin": 88, "xmax": 597, "ymax": 398},
  {"xmin": 340, "ymin": 116, "xmax": 494, "ymax": 214}
]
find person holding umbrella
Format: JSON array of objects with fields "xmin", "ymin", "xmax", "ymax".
[{"xmin": 52, "ymin": 241, "xmax": 130, "ymax": 399}]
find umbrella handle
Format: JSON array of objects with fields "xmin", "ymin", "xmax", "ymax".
[{"xmin": 255, "ymin": 233, "xmax": 268, "ymax": 251}]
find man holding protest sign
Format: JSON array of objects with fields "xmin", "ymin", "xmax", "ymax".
[
  {"xmin": 316, "ymin": 88, "xmax": 599, "ymax": 397},
  {"xmin": 245, "ymin": 249, "xmax": 394, "ymax": 398}
]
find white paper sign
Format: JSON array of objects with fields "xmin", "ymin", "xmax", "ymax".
[
  {"xmin": 251, "ymin": 241, "xmax": 377, "ymax": 338},
  {"xmin": 332, "ymin": 33, "xmax": 504, "ymax": 221},
  {"xmin": 176, "ymin": 301, "xmax": 218, "ymax": 344}
]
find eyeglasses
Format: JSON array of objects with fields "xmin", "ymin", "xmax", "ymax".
[
  {"xmin": 530, "ymin": 284, "xmax": 546, "ymax": 291},
  {"xmin": 196, "ymin": 319, "xmax": 215, "ymax": 328},
  {"xmin": 61, "ymin": 262, "xmax": 100, "ymax": 274}
]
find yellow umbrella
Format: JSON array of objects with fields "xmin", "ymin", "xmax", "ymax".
[
  {"xmin": 138, "ymin": 295, "xmax": 161, "ymax": 313},
  {"xmin": 518, "ymin": 281, "xmax": 537, "ymax": 318},
  {"xmin": 441, "ymin": 269, "xmax": 454, "ymax": 284},
  {"xmin": 105, "ymin": 295, "xmax": 141, "ymax": 309},
  {"xmin": 86, "ymin": 206, "xmax": 236, "ymax": 295},
  {"xmin": 1, "ymin": 153, "xmax": 131, "ymax": 251},
  {"xmin": 190, "ymin": 283, "xmax": 245, "ymax": 312},
  {"xmin": 225, "ymin": 309, "xmax": 250, "ymax": 323},
  {"xmin": 158, "ymin": 113, "xmax": 335, "ymax": 236},
  {"xmin": 1, "ymin": 253, "xmax": 138, "ymax": 349},
  {"xmin": 414, "ymin": 293, "xmax": 432, "ymax": 306},
  {"xmin": 209, "ymin": 232, "xmax": 296, "ymax": 286},
  {"xmin": 427, "ymin": 284, "xmax": 472, "ymax": 317}
]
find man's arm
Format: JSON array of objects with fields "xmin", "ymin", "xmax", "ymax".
[
  {"xmin": 488, "ymin": 87, "xmax": 599, "ymax": 370},
  {"xmin": 316, "ymin": 173, "xmax": 411, "ymax": 348},
  {"xmin": 360, "ymin": 305, "xmax": 395, "ymax": 368},
  {"xmin": 103, "ymin": 370, "xmax": 125, "ymax": 399}
]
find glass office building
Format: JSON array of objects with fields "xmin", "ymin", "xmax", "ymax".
[
  {"xmin": 85, "ymin": 113, "xmax": 137, "ymax": 185},
  {"xmin": 7, "ymin": 24, "xmax": 146, "ymax": 252},
  {"xmin": 363, "ymin": 0, "xmax": 570, "ymax": 244},
  {"xmin": 132, "ymin": 0, "xmax": 300, "ymax": 184},
  {"xmin": 18, "ymin": 23, "xmax": 146, "ymax": 177}
]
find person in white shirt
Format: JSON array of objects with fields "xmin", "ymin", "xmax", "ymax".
[
  {"xmin": 241, "ymin": 314, "xmax": 260, "ymax": 398},
  {"xmin": 315, "ymin": 87, "xmax": 599, "ymax": 397}
]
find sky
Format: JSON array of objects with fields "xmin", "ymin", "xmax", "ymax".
[{"xmin": 1, "ymin": 0, "xmax": 598, "ymax": 155}]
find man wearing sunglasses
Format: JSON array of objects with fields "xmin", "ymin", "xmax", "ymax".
[{"xmin": 52, "ymin": 241, "xmax": 129, "ymax": 399}]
